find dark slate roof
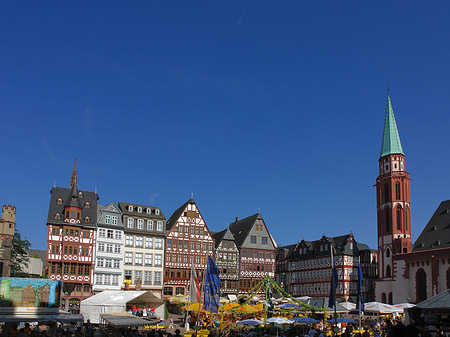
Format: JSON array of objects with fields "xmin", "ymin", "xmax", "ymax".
[
  {"xmin": 413, "ymin": 200, "xmax": 450, "ymax": 252},
  {"xmin": 118, "ymin": 202, "xmax": 166, "ymax": 220},
  {"xmin": 47, "ymin": 187, "xmax": 98, "ymax": 228},
  {"xmin": 228, "ymin": 213, "xmax": 260, "ymax": 248},
  {"xmin": 166, "ymin": 199, "xmax": 193, "ymax": 231},
  {"xmin": 212, "ymin": 228, "xmax": 236, "ymax": 248},
  {"xmin": 277, "ymin": 244, "xmax": 297, "ymax": 260}
]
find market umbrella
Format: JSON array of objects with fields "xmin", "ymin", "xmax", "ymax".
[
  {"xmin": 266, "ymin": 317, "xmax": 294, "ymax": 324},
  {"xmin": 181, "ymin": 303, "xmax": 207, "ymax": 312},
  {"xmin": 236, "ymin": 319, "xmax": 265, "ymax": 326},
  {"xmin": 291, "ymin": 316, "xmax": 319, "ymax": 324},
  {"xmin": 328, "ymin": 318, "xmax": 357, "ymax": 324},
  {"xmin": 252, "ymin": 303, "xmax": 264, "ymax": 311},
  {"xmin": 364, "ymin": 302, "xmax": 396, "ymax": 314},
  {"xmin": 277, "ymin": 303, "xmax": 302, "ymax": 310},
  {"xmin": 234, "ymin": 304, "xmax": 259, "ymax": 313}
]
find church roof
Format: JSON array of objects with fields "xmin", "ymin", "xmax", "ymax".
[
  {"xmin": 380, "ymin": 94, "xmax": 404, "ymax": 158},
  {"xmin": 412, "ymin": 200, "xmax": 450, "ymax": 252}
]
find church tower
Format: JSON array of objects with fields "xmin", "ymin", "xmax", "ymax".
[{"xmin": 376, "ymin": 94, "xmax": 412, "ymax": 281}]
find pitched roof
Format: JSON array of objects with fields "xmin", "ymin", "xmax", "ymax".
[
  {"xmin": 412, "ymin": 200, "xmax": 450, "ymax": 252},
  {"xmin": 212, "ymin": 228, "xmax": 236, "ymax": 248},
  {"xmin": 47, "ymin": 187, "xmax": 98, "ymax": 228},
  {"xmin": 165, "ymin": 199, "xmax": 193, "ymax": 231},
  {"xmin": 380, "ymin": 94, "xmax": 404, "ymax": 158},
  {"xmin": 415, "ymin": 289, "xmax": 450, "ymax": 309},
  {"xmin": 277, "ymin": 244, "xmax": 297, "ymax": 260},
  {"xmin": 228, "ymin": 213, "xmax": 260, "ymax": 247}
]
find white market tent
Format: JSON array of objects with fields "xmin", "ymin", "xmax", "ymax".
[
  {"xmin": 364, "ymin": 302, "xmax": 397, "ymax": 314},
  {"xmin": 80, "ymin": 290, "xmax": 164, "ymax": 324}
]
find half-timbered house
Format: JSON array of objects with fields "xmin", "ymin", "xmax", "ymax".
[
  {"xmin": 228, "ymin": 213, "xmax": 277, "ymax": 293},
  {"xmin": 212, "ymin": 228, "xmax": 240, "ymax": 296},
  {"xmin": 163, "ymin": 198, "xmax": 214, "ymax": 297},
  {"xmin": 46, "ymin": 160, "xmax": 98, "ymax": 313}
]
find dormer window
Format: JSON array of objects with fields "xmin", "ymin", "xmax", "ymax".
[
  {"xmin": 55, "ymin": 213, "xmax": 61, "ymax": 219},
  {"xmin": 155, "ymin": 209, "xmax": 160, "ymax": 215},
  {"xmin": 78, "ymin": 192, "xmax": 83, "ymax": 198},
  {"xmin": 57, "ymin": 198, "xmax": 63, "ymax": 205},
  {"xmin": 146, "ymin": 208, "xmax": 151, "ymax": 214},
  {"xmin": 128, "ymin": 206, "xmax": 133, "ymax": 212},
  {"xmin": 85, "ymin": 216, "xmax": 90, "ymax": 222},
  {"xmin": 137, "ymin": 207, "xmax": 142, "ymax": 213},
  {"xmin": 85, "ymin": 202, "xmax": 91, "ymax": 208}
]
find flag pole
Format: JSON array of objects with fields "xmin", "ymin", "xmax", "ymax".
[
  {"xmin": 331, "ymin": 247, "xmax": 337, "ymax": 336},
  {"xmin": 185, "ymin": 265, "xmax": 192, "ymax": 331},
  {"xmin": 195, "ymin": 250, "xmax": 209, "ymax": 333},
  {"xmin": 358, "ymin": 256, "xmax": 362, "ymax": 333}
]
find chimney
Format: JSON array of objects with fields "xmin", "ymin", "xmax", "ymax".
[{"xmin": 235, "ymin": 216, "xmax": 240, "ymax": 222}]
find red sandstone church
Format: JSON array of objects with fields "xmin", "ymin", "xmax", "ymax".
[{"xmin": 375, "ymin": 94, "xmax": 450, "ymax": 304}]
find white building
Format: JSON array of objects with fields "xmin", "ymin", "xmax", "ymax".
[
  {"xmin": 118, "ymin": 202, "xmax": 166, "ymax": 298},
  {"xmin": 93, "ymin": 202, "xmax": 124, "ymax": 292}
]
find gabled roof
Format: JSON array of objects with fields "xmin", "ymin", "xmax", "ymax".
[
  {"xmin": 290, "ymin": 234, "xmax": 361, "ymax": 260},
  {"xmin": 117, "ymin": 202, "xmax": 165, "ymax": 220},
  {"xmin": 380, "ymin": 94, "xmax": 404, "ymax": 158},
  {"xmin": 228, "ymin": 213, "xmax": 260, "ymax": 247},
  {"xmin": 415, "ymin": 289, "xmax": 450, "ymax": 309},
  {"xmin": 166, "ymin": 198, "xmax": 193, "ymax": 231},
  {"xmin": 277, "ymin": 244, "xmax": 297, "ymax": 260},
  {"xmin": 47, "ymin": 187, "xmax": 98, "ymax": 228},
  {"xmin": 412, "ymin": 200, "xmax": 450, "ymax": 252},
  {"xmin": 212, "ymin": 228, "xmax": 236, "ymax": 248}
]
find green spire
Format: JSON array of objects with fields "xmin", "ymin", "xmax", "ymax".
[{"xmin": 380, "ymin": 94, "xmax": 404, "ymax": 158}]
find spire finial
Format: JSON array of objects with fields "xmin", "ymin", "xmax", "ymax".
[
  {"xmin": 387, "ymin": 86, "xmax": 390, "ymax": 96},
  {"xmin": 53, "ymin": 181, "xmax": 56, "ymax": 188},
  {"xmin": 95, "ymin": 187, "xmax": 97, "ymax": 194},
  {"xmin": 191, "ymin": 192, "xmax": 194, "ymax": 200},
  {"xmin": 258, "ymin": 208, "xmax": 261, "ymax": 214},
  {"xmin": 70, "ymin": 158, "xmax": 78, "ymax": 188}
]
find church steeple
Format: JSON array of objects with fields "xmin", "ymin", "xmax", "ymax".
[
  {"xmin": 380, "ymin": 94, "xmax": 404, "ymax": 158},
  {"xmin": 70, "ymin": 158, "xmax": 77, "ymax": 188}
]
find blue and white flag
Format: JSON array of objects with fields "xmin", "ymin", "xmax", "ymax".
[
  {"xmin": 356, "ymin": 261, "xmax": 365, "ymax": 312},
  {"xmin": 203, "ymin": 256, "xmax": 221, "ymax": 313}
]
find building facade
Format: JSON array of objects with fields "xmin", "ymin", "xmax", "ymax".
[
  {"xmin": 228, "ymin": 213, "xmax": 276, "ymax": 293},
  {"xmin": 163, "ymin": 198, "xmax": 215, "ymax": 297},
  {"xmin": 0, "ymin": 205, "xmax": 15, "ymax": 277},
  {"xmin": 275, "ymin": 244, "xmax": 296, "ymax": 294},
  {"xmin": 119, "ymin": 202, "xmax": 165, "ymax": 298},
  {"xmin": 45, "ymin": 161, "xmax": 97, "ymax": 313},
  {"xmin": 212, "ymin": 228, "xmax": 240, "ymax": 296},
  {"xmin": 93, "ymin": 202, "xmax": 124, "ymax": 292}
]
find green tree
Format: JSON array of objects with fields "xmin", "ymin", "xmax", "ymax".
[{"xmin": 10, "ymin": 227, "xmax": 31, "ymax": 277}]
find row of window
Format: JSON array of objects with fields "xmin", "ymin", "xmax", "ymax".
[
  {"xmin": 98, "ymin": 228, "xmax": 122, "ymax": 239},
  {"xmin": 127, "ymin": 218, "xmax": 164, "ymax": 231},
  {"xmin": 50, "ymin": 263, "xmax": 90, "ymax": 276},
  {"xmin": 124, "ymin": 270, "xmax": 162, "ymax": 285},
  {"xmin": 127, "ymin": 205, "xmax": 161, "ymax": 215},
  {"xmin": 167, "ymin": 240, "xmax": 213, "ymax": 251},
  {"xmin": 98, "ymin": 243, "xmax": 121, "ymax": 254},
  {"xmin": 124, "ymin": 252, "xmax": 162, "ymax": 266},
  {"xmin": 166, "ymin": 254, "xmax": 207, "ymax": 265},
  {"xmin": 241, "ymin": 263, "xmax": 273, "ymax": 272},
  {"xmin": 52, "ymin": 227, "xmax": 90, "ymax": 238},
  {"xmin": 242, "ymin": 250, "xmax": 274, "ymax": 259},
  {"xmin": 95, "ymin": 274, "xmax": 120, "ymax": 286},
  {"xmin": 217, "ymin": 252, "xmax": 238, "ymax": 261},
  {"xmin": 250, "ymin": 235, "xmax": 268, "ymax": 245},
  {"xmin": 96, "ymin": 258, "xmax": 121, "ymax": 268},
  {"xmin": 173, "ymin": 225, "xmax": 206, "ymax": 235},
  {"xmin": 164, "ymin": 287, "xmax": 186, "ymax": 296},
  {"xmin": 104, "ymin": 215, "xmax": 119, "ymax": 225},
  {"xmin": 125, "ymin": 235, "xmax": 163, "ymax": 249}
]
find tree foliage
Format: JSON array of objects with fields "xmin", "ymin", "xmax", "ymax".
[{"xmin": 10, "ymin": 227, "xmax": 31, "ymax": 277}]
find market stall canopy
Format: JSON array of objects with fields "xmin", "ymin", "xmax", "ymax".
[
  {"xmin": 82, "ymin": 290, "xmax": 164, "ymax": 307},
  {"xmin": 100, "ymin": 312, "xmax": 155, "ymax": 327},
  {"xmin": 364, "ymin": 302, "xmax": 397, "ymax": 313},
  {"xmin": 299, "ymin": 297, "xmax": 347, "ymax": 313},
  {"xmin": 415, "ymin": 289, "xmax": 450, "ymax": 309},
  {"xmin": 339, "ymin": 302, "xmax": 357, "ymax": 311},
  {"xmin": 392, "ymin": 303, "xmax": 415, "ymax": 312}
]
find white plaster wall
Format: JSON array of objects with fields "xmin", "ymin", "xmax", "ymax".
[{"xmin": 408, "ymin": 263, "xmax": 432, "ymax": 302}]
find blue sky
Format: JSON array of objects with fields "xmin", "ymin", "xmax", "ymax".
[{"xmin": 1, "ymin": 1, "xmax": 450, "ymax": 250}]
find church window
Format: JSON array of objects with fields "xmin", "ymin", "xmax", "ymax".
[
  {"xmin": 384, "ymin": 183, "xmax": 390, "ymax": 202},
  {"xmin": 386, "ymin": 265, "xmax": 391, "ymax": 277},
  {"xmin": 386, "ymin": 248, "xmax": 390, "ymax": 258},
  {"xmin": 397, "ymin": 205, "xmax": 402, "ymax": 230},
  {"xmin": 395, "ymin": 182, "xmax": 401, "ymax": 200},
  {"xmin": 388, "ymin": 292, "xmax": 393, "ymax": 304},
  {"xmin": 416, "ymin": 268, "xmax": 427, "ymax": 302},
  {"xmin": 385, "ymin": 210, "xmax": 391, "ymax": 232}
]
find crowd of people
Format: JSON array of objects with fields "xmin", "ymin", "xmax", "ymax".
[{"xmin": 127, "ymin": 305, "xmax": 157, "ymax": 318}]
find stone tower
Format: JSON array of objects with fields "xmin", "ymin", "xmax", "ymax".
[
  {"xmin": 376, "ymin": 94, "xmax": 412, "ymax": 281},
  {"xmin": 0, "ymin": 204, "xmax": 16, "ymax": 276}
]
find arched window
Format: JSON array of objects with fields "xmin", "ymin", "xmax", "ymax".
[
  {"xmin": 381, "ymin": 293, "xmax": 387, "ymax": 303},
  {"xmin": 386, "ymin": 209, "xmax": 391, "ymax": 232},
  {"xmin": 384, "ymin": 183, "xmax": 390, "ymax": 202},
  {"xmin": 395, "ymin": 182, "xmax": 401, "ymax": 200},
  {"xmin": 388, "ymin": 292, "xmax": 393, "ymax": 305},
  {"xmin": 397, "ymin": 205, "xmax": 402, "ymax": 230},
  {"xmin": 386, "ymin": 265, "xmax": 391, "ymax": 278},
  {"xmin": 386, "ymin": 248, "xmax": 390, "ymax": 257},
  {"xmin": 416, "ymin": 268, "xmax": 427, "ymax": 302},
  {"xmin": 446, "ymin": 268, "xmax": 450, "ymax": 289}
]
